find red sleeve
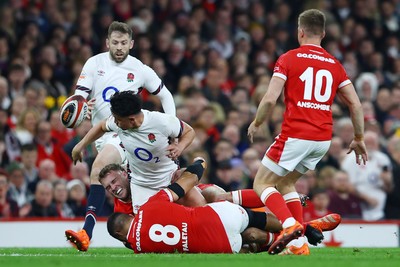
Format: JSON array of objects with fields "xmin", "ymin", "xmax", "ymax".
[
  {"xmin": 146, "ymin": 189, "xmax": 173, "ymax": 204},
  {"xmin": 114, "ymin": 199, "xmax": 133, "ymax": 214},
  {"xmin": 273, "ymin": 52, "xmax": 290, "ymax": 78}
]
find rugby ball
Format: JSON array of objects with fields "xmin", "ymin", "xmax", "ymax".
[{"xmin": 60, "ymin": 95, "xmax": 88, "ymax": 128}]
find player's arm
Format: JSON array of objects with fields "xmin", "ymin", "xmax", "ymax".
[
  {"xmin": 71, "ymin": 120, "xmax": 108, "ymax": 163},
  {"xmin": 336, "ymin": 84, "xmax": 368, "ymax": 165},
  {"xmin": 167, "ymin": 158, "xmax": 206, "ymax": 202},
  {"xmin": 167, "ymin": 121, "xmax": 195, "ymax": 159},
  {"xmin": 72, "ymin": 58, "xmax": 96, "ymax": 118},
  {"xmin": 155, "ymin": 86, "xmax": 176, "ymax": 116},
  {"xmin": 73, "ymin": 57, "xmax": 96, "ymax": 99},
  {"xmin": 142, "ymin": 63, "xmax": 176, "ymax": 116},
  {"xmin": 248, "ymin": 76, "xmax": 285, "ymax": 143}
]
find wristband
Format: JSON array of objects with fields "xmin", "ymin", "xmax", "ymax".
[
  {"xmin": 168, "ymin": 183, "xmax": 185, "ymax": 199},
  {"xmin": 354, "ymin": 134, "xmax": 364, "ymax": 141}
]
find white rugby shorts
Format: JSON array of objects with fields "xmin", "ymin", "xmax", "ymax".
[
  {"xmin": 208, "ymin": 201, "xmax": 249, "ymax": 253},
  {"xmin": 95, "ymin": 132, "xmax": 127, "ymax": 164},
  {"xmin": 263, "ymin": 135, "xmax": 331, "ymax": 176}
]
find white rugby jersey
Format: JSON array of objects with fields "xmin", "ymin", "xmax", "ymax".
[
  {"xmin": 75, "ymin": 52, "xmax": 164, "ymax": 125},
  {"xmin": 105, "ymin": 110, "xmax": 182, "ymax": 187}
]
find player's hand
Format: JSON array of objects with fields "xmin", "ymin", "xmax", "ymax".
[
  {"xmin": 247, "ymin": 120, "xmax": 259, "ymax": 143},
  {"xmin": 167, "ymin": 143, "xmax": 182, "ymax": 161},
  {"xmin": 71, "ymin": 145, "xmax": 84, "ymax": 164},
  {"xmin": 86, "ymin": 98, "xmax": 96, "ymax": 119},
  {"xmin": 347, "ymin": 139, "xmax": 368, "ymax": 165}
]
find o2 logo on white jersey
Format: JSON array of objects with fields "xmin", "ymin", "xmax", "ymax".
[
  {"xmin": 134, "ymin": 147, "xmax": 161, "ymax": 163},
  {"xmin": 149, "ymin": 224, "xmax": 180, "ymax": 245},
  {"xmin": 102, "ymin": 86, "xmax": 119, "ymax": 102}
]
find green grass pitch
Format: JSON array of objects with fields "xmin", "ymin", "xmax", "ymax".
[{"xmin": 0, "ymin": 248, "xmax": 399, "ymax": 267}]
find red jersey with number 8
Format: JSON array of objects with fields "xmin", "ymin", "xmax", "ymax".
[
  {"xmin": 126, "ymin": 189, "xmax": 232, "ymax": 253},
  {"xmin": 273, "ymin": 44, "xmax": 351, "ymax": 141}
]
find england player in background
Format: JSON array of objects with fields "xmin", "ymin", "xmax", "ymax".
[{"xmin": 65, "ymin": 21, "xmax": 176, "ymax": 251}]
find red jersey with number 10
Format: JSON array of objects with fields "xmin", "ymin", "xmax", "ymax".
[
  {"xmin": 126, "ymin": 189, "xmax": 232, "ymax": 253},
  {"xmin": 273, "ymin": 44, "xmax": 351, "ymax": 141}
]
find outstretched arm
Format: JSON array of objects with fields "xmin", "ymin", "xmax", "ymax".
[{"xmin": 71, "ymin": 120, "xmax": 108, "ymax": 164}]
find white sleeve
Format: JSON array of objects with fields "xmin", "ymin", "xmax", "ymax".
[
  {"xmin": 159, "ymin": 113, "xmax": 182, "ymax": 138},
  {"xmin": 156, "ymin": 87, "xmax": 176, "ymax": 116},
  {"xmin": 141, "ymin": 63, "xmax": 176, "ymax": 116},
  {"xmin": 105, "ymin": 116, "xmax": 118, "ymax": 132},
  {"xmin": 74, "ymin": 57, "xmax": 96, "ymax": 99}
]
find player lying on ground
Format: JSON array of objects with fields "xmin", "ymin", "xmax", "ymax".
[
  {"xmin": 67, "ymin": 160, "xmax": 340, "ymax": 252},
  {"xmin": 106, "ymin": 158, "xmax": 284, "ymax": 253}
]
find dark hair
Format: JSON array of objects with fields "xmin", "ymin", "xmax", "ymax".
[
  {"xmin": 99, "ymin": 163, "xmax": 125, "ymax": 181},
  {"xmin": 110, "ymin": 91, "xmax": 142, "ymax": 117},
  {"xmin": 21, "ymin": 143, "xmax": 37, "ymax": 152},
  {"xmin": 298, "ymin": 9, "xmax": 325, "ymax": 36},
  {"xmin": 108, "ymin": 21, "xmax": 132, "ymax": 39},
  {"xmin": 107, "ymin": 212, "xmax": 130, "ymax": 241}
]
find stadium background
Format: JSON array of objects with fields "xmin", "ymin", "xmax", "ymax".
[{"xmin": 0, "ymin": 0, "xmax": 399, "ymax": 247}]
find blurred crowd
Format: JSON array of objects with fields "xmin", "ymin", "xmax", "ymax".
[{"xmin": 0, "ymin": 0, "xmax": 399, "ymax": 221}]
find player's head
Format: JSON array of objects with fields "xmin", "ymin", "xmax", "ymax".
[
  {"xmin": 99, "ymin": 164, "xmax": 131, "ymax": 201},
  {"xmin": 297, "ymin": 9, "xmax": 326, "ymax": 42},
  {"xmin": 107, "ymin": 212, "xmax": 134, "ymax": 242},
  {"xmin": 110, "ymin": 91, "xmax": 142, "ymax": 129},
  {"xmin": 106, "ymin": 21, "xmax": 133, "ymax": 63}
]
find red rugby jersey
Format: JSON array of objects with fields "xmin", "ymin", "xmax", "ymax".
[
  {"xmin": 127, "ymin": 189, "xmax": 232, "ymax": 253},
  {"xmin": 273, "ymin": 44, "xmax": 351, "ymax": 141}
]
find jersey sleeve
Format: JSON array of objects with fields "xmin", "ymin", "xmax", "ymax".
[
  {"xmin": 159, "ymin": 113, "xmax": 183, "ymax": 138},
  {"xmin": 114, "ymin": 199, "xmax": 133, "ymax": 214},
  {"xmin": 140, "ymin": 63, "xmax": 163, "ymax": 95},
  {"xmin": 272, "ymin": 52, "xmax": 290, "ymax": 81},
  {"xmin": 146, "ymin": 189, "xmax": 173, "ymax": 204},
  {"xmin": 75, "ymin": 57, "xmax": 96, "ymax": 98},
  {"xmin": 105, "ymin": 116, "xmax": 118, "ymax": 132},
  {"xmin": 337, "ymin": 63, "xmax": 352, "ymax": 89}
]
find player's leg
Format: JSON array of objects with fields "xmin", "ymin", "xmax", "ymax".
[
  {"xmin": 66, "ymin": 142, "xmax": 123, "ymax": 251},
  {"xmin": 253, "ymin": 163, "xmax": 303, "ymax": 254},
  {"xmin": 231, "ymin": 189, "xmax": 264, "ymax": 208},
  {"xmin": 198, "ymin": 184, "xmax": 227, "ymax": 203},
  {"xmin": 276, "ymin": 140, "xmax": 331, "ymax": 255},
  {"xmin": 276, "ymin": 170, "xmax": 304, "ymax": 224}
]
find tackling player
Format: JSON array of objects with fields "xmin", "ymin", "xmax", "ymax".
[
  {"xmin": 65, "ymin": 21, "xmax": 176, "ymax": 251},
  {"xmin": 247, "ymin": 9, "xmax": 367, "ymax": 255},
  {"xmin": 98, "ymin": 163, "xmax": 341, "ymax": 254},
  {"xmin": 107, "ymin": 158, "xmax": 283, "ymax": 253}
]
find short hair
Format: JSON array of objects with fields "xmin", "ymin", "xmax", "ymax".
[
  {"xmin": 298, "ymin": 9, "xmax": 325, "ymax": 36},
  {"xmin": 98, "ymin": 163, "xmax": 125, "ymax": 181},
  {"xmin": 110, "ymin": 91, "xmax": 142, "ymax": 117},
  {"xmin": 107, "ymin": 212, "xmax": 131, "ymax": 241},
  {"xmin": 108, "ymin": 21, "xmax": 132, "ymax": 39},
  {"xmin": 21, "ymin": 143, "xmax": 37, "ymax": 153}
]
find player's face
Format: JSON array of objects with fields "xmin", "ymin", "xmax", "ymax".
[
  {"xmin": 101, "ymin": 170, "xmax": 130, "ymax": 201},
  {"xmin": 106, "ymin": 31, "xmax": 133, "ymax": 63}
]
